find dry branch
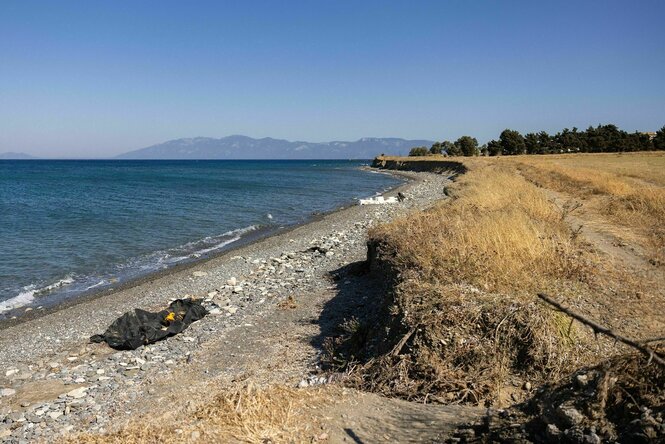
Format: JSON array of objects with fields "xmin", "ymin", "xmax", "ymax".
[{"xmin": 537, "ymin": 293, "xmax": 665, "ymax": 366}]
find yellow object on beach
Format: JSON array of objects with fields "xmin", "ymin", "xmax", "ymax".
[{"xmin": 164, "ymin": 312, "xmax": 176, "ymax": 323}]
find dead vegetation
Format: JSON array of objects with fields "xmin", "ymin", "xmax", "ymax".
[
  {"xmin": 470, "ymin": 350, "xmax": 665, "ymax": 442},
  {"xmin": 511, "ymin": 153, "xmax": 665, "ymax": 266},
  {"xmin": 324, "ymin": 161, "xmax": 600, "ymax": 405},
  {"xmin": 64, "ymin": 384, "xmax": 337, "ymax": 444}
]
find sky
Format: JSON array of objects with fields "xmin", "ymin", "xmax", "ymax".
[{"xmin": 1, "ymin": 1, "xmax": 664, "ymax": 158}]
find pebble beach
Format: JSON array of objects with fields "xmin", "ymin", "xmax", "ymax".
[{"xmin": 0, "ymin": 170, "xmax": 452, "ymax": 442}]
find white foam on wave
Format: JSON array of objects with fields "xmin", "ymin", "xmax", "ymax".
[
  {"xmin": 0, "ymin": 275, "xmax": 76, "ymax": 314},
  {"xmin": 85, "ymin": 280, "xmax": 107, "ymax": 291},
  {"xmin": 0, "ymin": 287, "xmax": 37, "ymax": 314}
]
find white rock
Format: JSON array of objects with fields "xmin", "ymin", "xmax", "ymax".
[
  {"xmin": 0, "ymin": 388, "xmax": 16, "ymax": 397},
  {"xmin": 48, "ymin": 410, "xmax": 63, "ymax": 420},
  {"xmin": 66, "ymin": 387, "xmax": 89, "ymax": 399},
  {"xmin": 5, "ymin": 369, "xmax": 19, "ymax": 377},
  {"xmin": 227, "ymin": 277, "xmax": 237, "ymax": 286},
  {"xmin": 96, "ymin": 369, "xmax": 105, "ymax": 375},
  {"xmin": 192, "ymin": 271, "xmax": 208, "ymax": 277}
]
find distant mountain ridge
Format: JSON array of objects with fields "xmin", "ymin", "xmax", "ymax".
[
  {"xmin": 0, "ymin": 152, "xmax": 34, "ymax": 159},
  {"xmin": 116, "ymin": 136, "xmax": 434, "ymax": 160}
]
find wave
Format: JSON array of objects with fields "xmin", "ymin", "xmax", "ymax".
[
  {"xmin": 0, "ymin": 225, "xmax": 259, "ymax": 315},
  {"xmin": 0, "ymin": 275, "xmax": 75, "ymax": 314}
]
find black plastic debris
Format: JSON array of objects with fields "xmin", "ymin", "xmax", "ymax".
[{"xmin": 90, "ymin": 298, "xmax": 207, "ymax": 350}]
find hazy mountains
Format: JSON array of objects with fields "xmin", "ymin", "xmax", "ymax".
[
  {"xmin": 0, "ymin": 152, "xmax": 34, "ymax": 159},
  {"xmin": 116, "ymin": 136, "xmax": 433, "ymax": 160}
]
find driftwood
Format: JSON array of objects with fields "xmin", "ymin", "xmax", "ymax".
[{"xmin": 537, "ymin": 293, "xmax": 665, "ymax": 366}]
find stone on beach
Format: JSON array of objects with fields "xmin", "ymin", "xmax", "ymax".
[
  {"xmin": 66, "ymin": 387, "xmax": 89, "ymax": 399},
  {"xmin": 0, "ymin": 388, "xmax": 16, "ymax": 397}
]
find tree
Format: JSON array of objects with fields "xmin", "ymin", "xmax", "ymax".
[
  {"xmin": 499, "ymin": 129, "xmax": 526, "ymax": 155},
  {"xmin": 447, "ymin": 141, "xmax": 463, "ymax": 156},
  {"xmin": 408, "ymin": 146, "xmax": 429, "ymax": 156},
  {"xmin": 524, "ymin": 133, "xmax": 540, "ymax": 155},
  {"xmin": 455, "ymin": 136, "xmax": 479, "ymax": 156},
  {"xmin": 653, "ymin": 126, "xmax": 665, "ymax": 150},
  {"xmin": 429, "ymin": 142, "xmax": 443, "ymax": 154},
  {"xmin": 440, "ymin": 141, "xmax": 455, "ymax": 155},
  {"xmin": 537, "ymin": 131, "xmax": 552, "ymax": 154},
  {"xmin": 487, "ymin": 139, "xmax": 502, "ymax": 156}
]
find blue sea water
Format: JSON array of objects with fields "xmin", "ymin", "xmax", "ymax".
[{"xmin": 0, "ymin": 160, "xmax": 400, "ymax": 316}]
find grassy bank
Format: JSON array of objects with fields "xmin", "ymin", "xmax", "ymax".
[
  {"xmin": 335, "ymin": 152, "xmax": 664, "ymax": 439},
  {"xmin": 330, "ymin": 157, "xmax": 600, "ymax": 405}
]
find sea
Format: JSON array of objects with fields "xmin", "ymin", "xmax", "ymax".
[{"xmin": 0, "ymin": 160, "xmax": 400, "ymax": 317}]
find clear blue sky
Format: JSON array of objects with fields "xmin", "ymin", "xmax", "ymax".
[{"xmin": 1, "ymin": 0, "xmax": 664, "ymax": 158}]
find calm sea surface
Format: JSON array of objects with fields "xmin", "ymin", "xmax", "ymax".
[{"xmin": 0, "ymin": 160, "xmax": 400, "ymax": 315}]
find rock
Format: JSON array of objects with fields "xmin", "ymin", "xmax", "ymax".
[
  {"xmin": 227, "ymin": 277, "xmax": 237, "ymax": 286},
  {"xmin": 575, "ymin": 373, "xmax": 589, "ymax": 388},
  {"xmin": 26, "ymin": 412, "xmax": 43, "ymax": 423},
  {"xmin": 546, "ymin": 424, "xmax": 561, "ymax": 439},
  {"xmin": 191, "ymin": 430, "xmax": 201, "ymax": 440},
  {"xmin": 523, "ymin": 381, "xmax": 532, "ymax": 391},
  {"xmin": 0, "ymin": 388, "xmax": 16, "ymax": 397},
  {"xmin": 192, "ymin": 271, "xmax": 208, "ymax": 277},
  {"xmin": 5, "ymin": 369, "xmax": 19, "ymax": 377},
  {"xmin": 583, "ymin": 432, "xmax": 602, "ymax": 444},
  {"xmin": 0, "ymin": 427, "xmax": 11, "ymax": 439},
  {"xmin": 556, "ymin": 404, "xmax": 585, "ymax": 428},
  {"xmin": 66, "ymin": 387, "xmax": 89, "ymax": 399},
  {"xmin": 48, "ymin": 411, "xmax": 63, "ymax": 420}
]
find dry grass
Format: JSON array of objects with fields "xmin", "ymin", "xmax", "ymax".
[
  {"xmin": 64, "ymin": 385, "xmax": 336, "ymax": 444},
  {"xmin": 373, "ymin": 164, "xmax": 588, "ymax": 292},
  {"xmin": 508, "ymin": 153, "xmax": 665, "ymax": 264},
  {"xmin": 327, "ymin": 161, "xmax": 597, "ymax": 405}
]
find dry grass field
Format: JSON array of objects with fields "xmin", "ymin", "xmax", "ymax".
[{"xmin": 339, "ymin": 152, "xmax": 664, "ymax": 407}]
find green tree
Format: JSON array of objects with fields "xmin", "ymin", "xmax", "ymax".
[
  {"xmin": 524, "ymin": 133, "xmax": 540, "ymax": 155},
  {"xmin": 455, "ymin": 136, "xmax": 479, "ymax": 156},
  {"xmin": 429, "ymin": 142, "xmax": 443, "ymax": 154},
  {"xmin": 499, "ymin": 129, "xmax": 526, "ymax": 155},
  {"xmin": 487, "ymin": 140, "xmax": 502, "ymax": 156},
  {"xmin": 408, "ymin": 146, "xmax": 429, "ymax": 156},
  {"xmin": 447, "ymin": 141, "xmax": 463, "ymax": 156},
  {"xmin": 653, "ymin": 126, "xmax": 665, "ymax": 150},
  {"xmin": 440, "ymin": 141, "xmax": 455, "ymax": 155}
]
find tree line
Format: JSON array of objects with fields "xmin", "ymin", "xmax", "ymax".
[{"xmin": 408, "ymin": 124, "xmax": 665, "ymax": 157}]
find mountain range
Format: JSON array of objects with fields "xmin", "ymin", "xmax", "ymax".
[
  {"xmin": 116, "ymin": 136, "xmax": 433, "ymax": 160},
  {"xmin": 0, "ymin": 152, "xmax": 34, "ymax": 159}
]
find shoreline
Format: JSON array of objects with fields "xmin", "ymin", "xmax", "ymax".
[
  {"xmin": 0, "ymin": 168, "xmax": 454, "ymax": 442},
  {"xmin": 0, "ymin": 168, "xmax": 411, "ymax": 331},
  {"xmin": 0, "ymin": 169, "xmax": 421, "ymax": 362}
]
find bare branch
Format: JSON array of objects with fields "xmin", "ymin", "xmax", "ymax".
[{"xmin": 537, "ymin": 293, "xmax": 665, "ymax": 366}]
